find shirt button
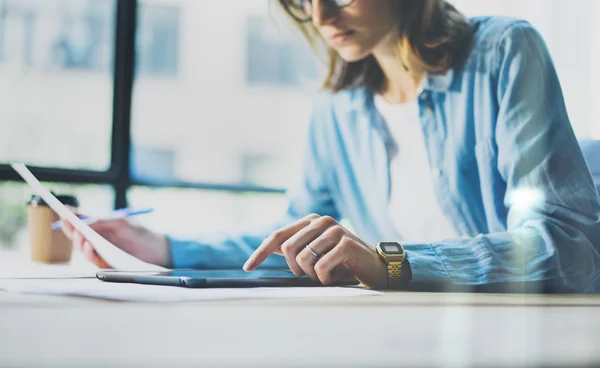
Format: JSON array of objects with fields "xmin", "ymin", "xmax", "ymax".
[
  {"xmin": 432, "ymin": 167, "xmax": 442, "ymax": 178},
  {"xmin": 423, "ymin": 107, "xmax": 433, "ymax": 118}
]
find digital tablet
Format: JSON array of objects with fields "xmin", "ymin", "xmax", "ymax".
[{"xmin": 96, "ymin": 269, "xmax": 359, "ymax": 288}]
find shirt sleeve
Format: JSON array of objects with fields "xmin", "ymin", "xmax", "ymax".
[
  {"xmin": 403, "ymin": 21, "xmax": 600, "ymax": 292},
  {"xmin": 168, "ymin": 100, "xmax": 341, "ymax": 270}
]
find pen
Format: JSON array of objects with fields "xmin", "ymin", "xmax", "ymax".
[{"xmin": 51, "ymin": 207, "xmax": 154, "ymax": 230}]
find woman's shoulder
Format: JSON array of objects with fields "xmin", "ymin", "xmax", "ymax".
[
  {"xmin": 466, "ymin": 16, "xmax": 547, "ymax": 67},
  {"xmin": 471, "ymin": 16, "xmax": 545, "ymax": 52},
  {"xmin": 311, "ymin": 88, "xmax": 370, "ymax": 117}
]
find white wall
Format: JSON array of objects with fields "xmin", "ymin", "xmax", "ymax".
[{"xmin": 592, "ymin": 0, "xmax": 600, "ymax": 139}]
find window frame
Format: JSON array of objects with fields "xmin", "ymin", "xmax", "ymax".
[{"xmin": 0, "ymin": 0, "xmax": 285, "ymax": 210}]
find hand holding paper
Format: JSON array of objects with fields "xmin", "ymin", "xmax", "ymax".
[
  {"xmin": 11, "ymin": 163, "xmax": 168, "ymax": 271},
  {"xmin": 61, "ymin": 216, "xmax": 171, "ymax": 269}
]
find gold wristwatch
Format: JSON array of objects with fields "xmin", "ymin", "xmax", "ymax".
[{"xmin": 376, "ymin": 242, "xmax": 408, "ymax": 289}]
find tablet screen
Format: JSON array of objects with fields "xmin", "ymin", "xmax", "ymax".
[{"xmin": 162, "ymin": 269, "xmax": 300, "ymax": 280}]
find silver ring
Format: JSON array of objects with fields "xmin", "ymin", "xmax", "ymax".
[{"xmin": 305, "ymin": 244, "xmax": 319, "ymax": 258}]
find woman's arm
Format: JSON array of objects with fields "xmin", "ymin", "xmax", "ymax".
[{"xmin": 402, "ymin": 21, "xmax": 600, "ymax": 292}]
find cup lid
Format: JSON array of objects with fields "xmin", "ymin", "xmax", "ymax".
[{"xmin": 28, "ymin": 193, "xmax": 79, "ymax": 208}]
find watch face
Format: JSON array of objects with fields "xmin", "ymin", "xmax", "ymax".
[{"xmin": 380, "ymin": 242, "xmax": 405, "ymax": 255}]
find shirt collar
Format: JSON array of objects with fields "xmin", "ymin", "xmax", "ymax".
[
  {"xmin": 422, "ymin": 69, "xmax": 455, "ymax": 92},
  {"xmin": 350, "ymin": 68, "xmax": 455, "ymax": 112}
]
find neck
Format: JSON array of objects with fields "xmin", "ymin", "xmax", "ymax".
[{"xmin": 373, "ymin": 33, "xmax": 426, "ymax": 105}]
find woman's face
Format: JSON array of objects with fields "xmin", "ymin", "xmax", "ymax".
[{"xmin": 310, "ymin": 0, "xmax": 399, "ymax": 62}]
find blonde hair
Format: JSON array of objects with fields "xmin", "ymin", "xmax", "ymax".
[{"xmin": 274, "ymin": 0, "xmax": 473, "ymax": 92}]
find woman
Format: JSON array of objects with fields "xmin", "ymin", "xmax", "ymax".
[{"xmin": 64, "ymin": 0, "xmax": 600, "ymax": 292}]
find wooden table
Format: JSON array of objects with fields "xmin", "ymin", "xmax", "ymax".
[
  {"xmin": 1, "ymin": 286, "xmax": 600, "ymax": 367},
  {"xmin": 1, "ymin": 252, "xmax": 599, "ymax": 367}
]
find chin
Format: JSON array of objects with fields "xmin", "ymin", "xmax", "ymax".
[{"xmin": 334, "ymin": 46, "xmax": 372, "ymax": 63}]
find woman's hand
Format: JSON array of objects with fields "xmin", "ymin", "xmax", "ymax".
[
  {"xmin": 62, "ymin": 218, "xmax": 171, "ymax": 269},
  {"xmin": 243, "ymin": 214, "xmax": 388, "ymax": 289}
]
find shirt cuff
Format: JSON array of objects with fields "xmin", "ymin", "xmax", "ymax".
[
  {"xmin": 166, "ymin": 235, "xmax": 204, "ymax": 269},
  {"xmin": 402, "ymin": 242, "xmax": 450, "ymax": 282}
]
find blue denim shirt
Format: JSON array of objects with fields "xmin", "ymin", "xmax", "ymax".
[{"xmin": 169, "ymin": 16, "xmax": 600, "ymax": 292}]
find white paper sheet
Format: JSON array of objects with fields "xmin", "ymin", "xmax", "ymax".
[
  {"xmin": 0, "ymin": 278, "xmax": 382, "ymax": 302},
  {"xmin": 0, "ymin": 262, "xmax": 96, "ymax": 279},
  {"xmin": 0, "ymin": 252, "xmax": 98, "ymax": 279},
  {"xmin": 11, "ymin": 163, "xmax": 166, "ymax": 271}
]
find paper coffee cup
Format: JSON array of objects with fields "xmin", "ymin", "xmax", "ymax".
[{"xmin": 27, "ymin": 195, "xmax": 78, "ymax": 264}]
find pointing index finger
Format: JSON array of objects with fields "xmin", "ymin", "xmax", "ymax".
[{"xmin": 243, "ymin": 214, "xmax": 318, "ymax": 271}]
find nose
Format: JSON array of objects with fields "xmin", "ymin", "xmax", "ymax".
[{"xmin": 312, "ymin": 0, "xmax": 337, "ymax": 27}]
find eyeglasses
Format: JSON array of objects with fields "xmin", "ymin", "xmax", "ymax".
[{"xmin": 279, "ymin": 0, "xmax": 355, "ymax": 23}]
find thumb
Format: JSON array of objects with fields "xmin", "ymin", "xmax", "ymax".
[{"xmin": 61, "ymin": 220, "xmax": 76, "ymax": 239}]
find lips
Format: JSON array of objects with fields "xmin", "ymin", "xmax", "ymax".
[{"xmin": 329, "ymin": 29, "xmax": 356, "ymax": 43}]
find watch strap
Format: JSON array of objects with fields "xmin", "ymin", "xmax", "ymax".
[{"xmin": 387, "ymin": 261, "xmax": 404, "ymax": 289}]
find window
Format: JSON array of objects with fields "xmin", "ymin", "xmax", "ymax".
[
  {"xmin": 46, "ymin": 0, "xmax": 115, "ymax": 72},
  {"xmin": 0, "ymin": 0, "xmax": 116, "ymax": 171},
  {"xmin": 0, "ymin": 0, "xmax": 114, "ymax": 71},
  {"xmin": 0, "ymin": 0, "xmax": 36, "ymax": 66},
  {"xmin": 136, "ymin": 4, "xmax": 180, "ymax": 77},
  {"xmin": 130, "ymin": 0, "xmax": 313, "ymax": 191},
  {"xmin": 0, "ymin": 0, "xmax": 119, "ymax": 252},
  {"xmin": 0, "ymin": 0, "xmax": 312, "ymax": 251},
  {"xmin": 245, "ymin": 15, "xmax": 317, "ymax": 87}
]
